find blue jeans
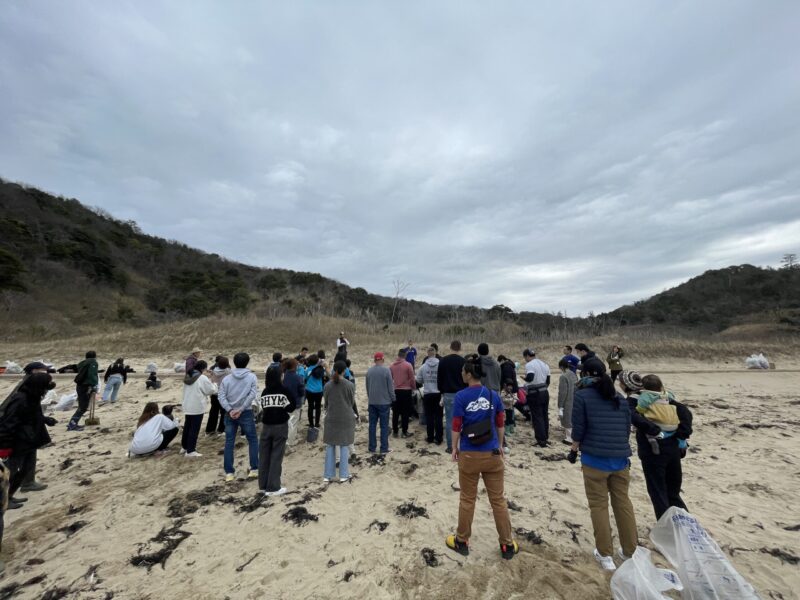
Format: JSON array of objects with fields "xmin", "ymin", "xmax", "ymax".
[
  {"xmin": 443, "ymin": 393, "xmax": 456, "ymax": 449},
  {"xmin": 102, "ymin": 374, "xmax": 124, "ymax": 402},
  {"xmin": 324, "ymin": 444, "xmax": 350, "ymax": 480},
  {"xmin": 224, "ymin": 410, "xmax": 259, "ymax": 474},
  {"xmin": 368, "ymin": 404, "xmax": 390, "ymax": 453}
]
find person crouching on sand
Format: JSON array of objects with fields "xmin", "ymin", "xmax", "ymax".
[
  {"xmin": 446, "ymin": 354, "xmax": 518, "ymax": 560},
  {"xmin": 129, "ymin": 402, "xmax": 179, "ymax": 457}
]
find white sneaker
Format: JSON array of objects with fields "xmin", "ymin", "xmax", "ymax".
[
  {"xmin": 273, "ymin": 487, "xmax": 287, "ymax": 496},
  {"xmin": 503, "ymin": 446, "xmax": 511, "ymax": 456},
  {"xmin": 225, "ymin": 474, "xmax": 235, "ymax": 483},
  {"xmin": 247, "ymin": 470, "xmax": 258, "ymax": 479},
  {"xmin": 263, "ymin": 490, "xmax": 274, "ymax": 497},
  {"xmin": 185, "ymin": 451, "xmax": 202, "ymax": 458},
  {"xmin": 323, "ymin": 478, "xmax": 330, "ymax": 483},
  {"xmin": 179, "ymin": 448, "xmax": 186, "ymax": 455},
  {"xmin": 339, "ymin": 477, "xmax": 349, "ymax": 483},
  {"xmin": 617, "ymin": 548, "xmax": 631, "ymax": 562},
  {"xmin": 594, "ymin": 549, "xmax": 616, "ymax": 571}
]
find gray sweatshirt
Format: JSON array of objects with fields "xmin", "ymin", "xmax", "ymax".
[
  {"xmin": 366, "ymin": 365, "xmax": 396, "ymax": 406},
  {"xmin": 479, "ymin": 356, "xmax": 502, "ymax": 392},
  {"xmin": 218, "ymin": 368, "xmax": 259, "ymax": 413}
]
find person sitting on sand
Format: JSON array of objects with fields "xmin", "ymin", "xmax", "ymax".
[
  {"xmin": 181, "ymin": 360, "xmax": 217, "ymax": 458},
  {"xmin": 145, "ymin": 371, "xmax": 161, "ymax": 390},
  {"xmin": 257, "ymin": 367, "xmax": 296, "ymax": 496},
  {"xmin": 636, "ymin": 375, "xmax": 680, "ymax": 434},
  {"xmin": 129, "ymin": 402, "xmax": 179, "ymax": 457},
  {"xmin": 446, "ymin": 354, "xmax": 518, "ymax": 561},
  {"xmin": 322, "ymin": 361, "xmax": 358, "ymax": 483}
]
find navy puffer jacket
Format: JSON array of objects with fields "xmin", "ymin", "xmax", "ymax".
[{"xmin": 572, "ymin": 384, "xmax": 631, "ymax": 458}]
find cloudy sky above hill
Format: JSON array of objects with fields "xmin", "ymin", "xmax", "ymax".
[{"xmin": 2, "ymin": 1, "xmax": 799, "ymax": 315}]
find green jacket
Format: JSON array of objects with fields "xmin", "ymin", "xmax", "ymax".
[
  {"xmin": 75, "ymin": 358, "xmax": 99, "ymax": 388},
  {"xmin": 606, "ymin": 349, "xmax": 624, "ymax": 371}
]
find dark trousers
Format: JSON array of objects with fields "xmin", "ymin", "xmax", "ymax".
[
  {"xmin": 7, "ymin": 450, "xmax": 35, "ymax": 498},
  {"xmin": 181, "ymin": 414, "xmax": 203, "ymax": 453},
  {"xmin": 610, "ymin": 370, "xmax": 622, "ymax": 384},
  {"xmin": 158, "ymin": 427, "xmax": 179, "ymax": 451},
  {"xmin": 423, "ymin": 393, "xmax": 443, "ymax": 443},
  {"xmin": 504, "ymin": 408, "xmax": 514, "ymax": 428},
  {"xmin": 70, "ymin": 384, "xmax": 92, "ymax": 424},
  {"xmin": 392, "ymin": 389, "xmax": 412, "ymax": 434},
  {"xmin": 307, "ymin": 392, "xmax": 323, "ymax": 428},
  {"xmin": 529, "ymin": 390, "xmax": 550, "ymax": 445},
  {"xmin": 640, "ymin": 443, "xmax": 687, "ymax": 519},
  {"xmin": 206, "ymin": 394, "xmax": 227, "ymax": 433},
  {"xmin": 21, "ymin": 448, "xmax": 37, "ymax": 487},
  {"xmin": 259, "ymin": 423, "xmax": 288, "ymax": 492}
]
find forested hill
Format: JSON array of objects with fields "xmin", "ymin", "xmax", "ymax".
[
  {"xmin": 1, "ymin": 179, "xmax": 798, "ymax": 339},
  {"xmin": 605, "ymin": 264, "xmax": 800, "ymax": 330}
]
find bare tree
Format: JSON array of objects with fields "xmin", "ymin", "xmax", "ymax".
[
  {"xmin": 390, "ymin": 279, "xmax": 410, "ymax": 324},
  {"xmin": 781, "ymin": 253, "xmax": 798, "ymax": 269}
]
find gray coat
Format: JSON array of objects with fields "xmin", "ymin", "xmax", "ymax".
[
  {"xmin": 557, "ymin": 370, "xmax": 577, "ymax": 428},
  {"xmin": 322, "ymin": 378, "xmax": 357, "ymax": 446}
]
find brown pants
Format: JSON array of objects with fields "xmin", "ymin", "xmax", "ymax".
[
  {"xmin": 457, "ymin": 451, "xmax": 513, "ymax": 545},
  {"xmin": 582, "ymin": 465, "xmax": 638, "ymax": 557}
]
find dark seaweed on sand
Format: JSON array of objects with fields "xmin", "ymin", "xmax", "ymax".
[
  {"xmin": 366, "ymin": 454, "xmax": 386, "ymax": 467},
  {"xmin": 130, "ymin": 522, "xmax": 192, "ymax": 570},
  {"xmin": 538, "ymin": 453, "xmax": 567, "ymax": 462},
  {"xmin": 41, "ymin": 588, "xmax": 70, "ymax": 600},
  {"xmin": 403, "ymin": 463, "xmax": 419, "ymax": 476},
  {"xmin": 0, "ymin": 575, "xmax": 48, "ymax": 600},
  {"xmin": 365, "ymin": 520, "xmax": 389, "ymax": 533},
  {"xmin": 396, "ymin": 502, "xmax": 428, "ymax": 519},
  {"xmin": 514, "ymin": 527, "xmax": 543, "ymax": 545},
  {"xmin": 760, "ymin": 547, "xmax": 799, "ymax": 565},
  {"xmin": 507, "ymin": 499, "xmax": 523, "ymax": 512},
  {"xmin": 57, "ymin": 521, "xmax": 88, "ymax": 537},
  {"xmin": 59, "ymin": 458, "xmax": 74, "ymax": 471},
  {"xmin": 282, "ymin": 506, "xmax": 319, "ymax": 526},
  {"xmin": 421, "ymin": 548, "xmax": 440, "ymax": 567}
]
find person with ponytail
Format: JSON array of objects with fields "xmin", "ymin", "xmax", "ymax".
[
  {"xmin": 322, "ymin": 361, "xmax": 358, "ymax": 482},
  {"xmin": 446, "ymin": 354, "xmax": 518, "ymax": 561},
  {"xmin": 570, "ymin": 357, "xmax": 637, "ymax": 571}
]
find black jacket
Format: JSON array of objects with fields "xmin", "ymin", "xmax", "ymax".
[
  {"xmin": 437, "ymin": 354, "xmax": 467, "ymax": 394},
  {"xmin": 258, "ymin": 385, "xmax": 297, "ymax": 425},
  {"xmin": 500, "ymin": 361, "xmax": 518, "ymax": 391},
  {"xmin": 104, "ymin": 363, "xmax": 128, "ymax": 384},
  {"xmin": 0, "ymin": 390, "xmax": 53, "ymax": 452}
]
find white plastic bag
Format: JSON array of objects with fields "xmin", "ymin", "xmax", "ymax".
[
  {"xmin": 744, "ymin": 354, "xmax": 769, "ymax": 369},
  {"xmin": 611, "ymin": 547, "xmax": 683, "ymax": 599},
  {"xmin": 649, "ymin": 507, "xmax": 759, "ymax": 599},
  {"xmin": 4, "ymin": 361, "xmax": 23, "ymax": 374},
  {"xmin": 145, "ymin": 362, "xmax": 158, "ymax": 373},
  {"xmin": 173, "ymin": 362, "xmax": 185, "ymax": 373},
  {"xmin": 55, "ymin": 392, "xmax": 78, "ymax": 411},
  {"xmin": 41, "ymin": 389, "xmax": 58, "ymax": 407}
]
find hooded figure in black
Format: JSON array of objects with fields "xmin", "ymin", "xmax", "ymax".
[{"xmin": 0, "ymin": 373, "xmax": 57, "ymax": 501}]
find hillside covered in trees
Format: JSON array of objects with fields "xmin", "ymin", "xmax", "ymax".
[{"xmin": 1, "ymin": 179, "xmax": 798, "ymax": 340}]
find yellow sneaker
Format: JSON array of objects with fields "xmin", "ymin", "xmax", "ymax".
[
  {"xmin": 248, "ymin": 470, "xmax": 258, "ymax": 479},
  {"xmin": 225, "ymin": 473, "xmax": 235, "ymax": 483},
  {"xmin": 446, "ymin": 534, "xmax": 469, "ymax": 556}
]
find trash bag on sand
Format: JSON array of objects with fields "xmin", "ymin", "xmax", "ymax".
[
  {"xmin": 145, "ymin": 362, "xmax": 158, "ymax": 373},
  {"xmin": 55, "ymin": 393, "xmax": 78, "ymax": 411},
  {"xmin": 41, "ymin": 389, "xmax": 58, "ymax": 408},
  {"xmin": 649, "ymin": 507, "xmax": 759, "ymax": 600},
  {"xmin": 611, "ymin": 547, "xmax": 683, "ymax": 600},
  {"xmin": 4, "ymin": 361, "xmax": 23, "ymax": 374},
  {"xmin": 173, "ymin": 362, "xmax": 185, "ymax": 373},
  {"xmin": 744, "ymin": 353, "xmax": 769, "ymax": 369}
]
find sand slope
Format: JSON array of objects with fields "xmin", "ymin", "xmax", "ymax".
[{"xmin": 0, "ymin": 365, "xmax": 798, "ymax": 599}]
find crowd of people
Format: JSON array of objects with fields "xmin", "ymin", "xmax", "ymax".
[{"xmin": 0, "ymin": 335, "xmax": 691, "ymax": 573}]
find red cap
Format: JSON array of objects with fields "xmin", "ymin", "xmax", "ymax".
[{"xmin": 373, "ymin": 352, "xmax": 385, "ymax": 361}]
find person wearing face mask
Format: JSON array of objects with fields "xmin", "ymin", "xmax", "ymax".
[{"xmin": 0, "ymin": 373, "xmax": 58, "ymax": 510}]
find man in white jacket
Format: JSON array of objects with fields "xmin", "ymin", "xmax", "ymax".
[
  {"xmin": 181, "ymin": 360, "xmax": 217, "ymax": 457},
  {"xmin": 218, "ymin": 352, "xmax": 260, "ymax": 482}
]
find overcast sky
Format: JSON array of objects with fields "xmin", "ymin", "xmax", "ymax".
[{"xmin": 2, "ymin": 2, "xmax": 799, "ymax": 315}]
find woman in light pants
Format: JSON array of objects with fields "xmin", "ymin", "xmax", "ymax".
[
  {"xmin": 322, "ymin": 361, "xmax": 357, "ymax": 483},
  {"xmin": 102, "ymin": 358, "xmax": 127, "ymax": 404}
]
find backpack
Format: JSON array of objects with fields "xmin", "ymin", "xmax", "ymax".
[{"xmin": 311, "ymin": 364, "xmax": 325, "ymax": 380}]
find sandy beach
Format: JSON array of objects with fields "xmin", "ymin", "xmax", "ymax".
[{"xmin": 0, "ymin": 356, "xmax": 798, "ymax": 599}]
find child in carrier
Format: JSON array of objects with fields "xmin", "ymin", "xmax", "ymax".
[{"xmin": 637, "ymin": 374, "xmax": 681, "ymax": 452}]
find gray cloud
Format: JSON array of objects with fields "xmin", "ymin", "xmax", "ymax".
[{"xmin": 2, "ymin": 1, "xmax": 799, "ymax": 315}]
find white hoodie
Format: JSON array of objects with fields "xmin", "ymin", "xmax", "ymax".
[
  {"xmin": 182, "ymin": 373, "xmax": 217, "ymax": 415},
  {"xmin": 415, "ymin": 357, "xmax": 440, "ymax": 394}
]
